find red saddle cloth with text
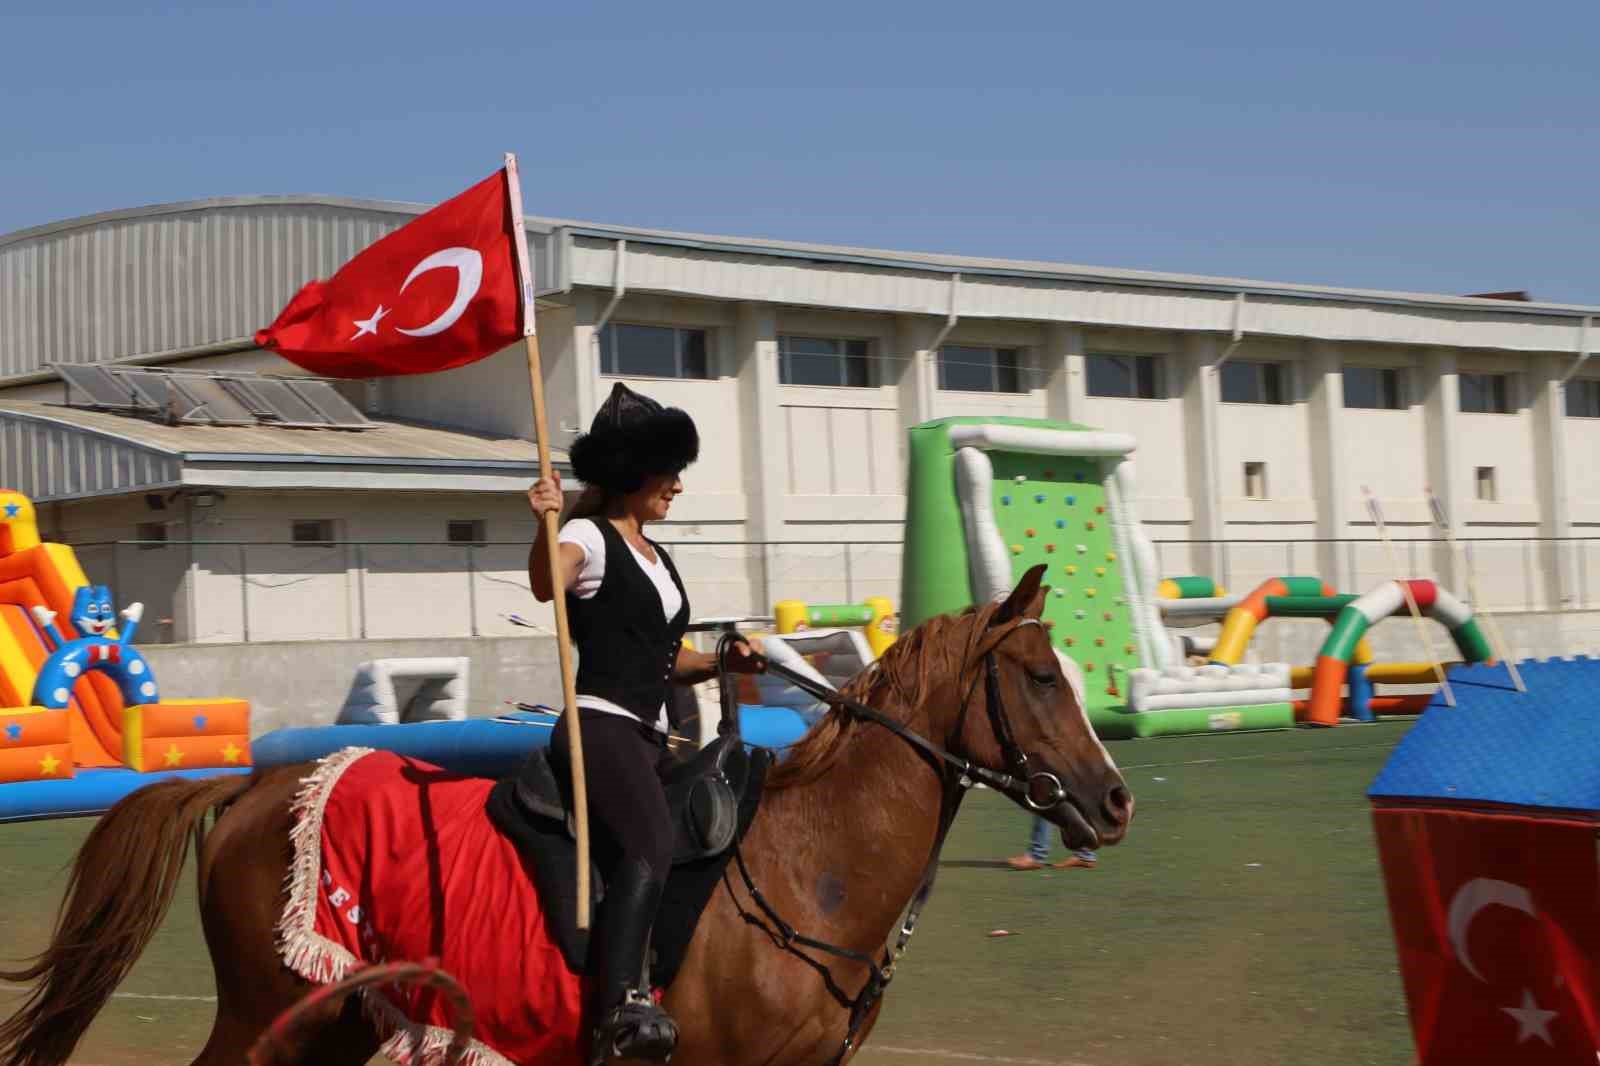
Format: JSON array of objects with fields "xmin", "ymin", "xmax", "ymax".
[{"xmin": 277, "ymin": 747, "xmax": 590, "ymax": 1066}]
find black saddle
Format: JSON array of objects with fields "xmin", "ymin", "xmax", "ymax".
[{"xmin": 485, "ymin": 732, "xmax": 770, "ymax": 988}]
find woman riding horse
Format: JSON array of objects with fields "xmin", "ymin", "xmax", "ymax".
[{"xmin": 527, "ymin": 382, "xmax": 765, "ymax": 1064}]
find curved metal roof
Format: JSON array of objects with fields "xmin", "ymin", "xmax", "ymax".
[{"xmin": 0, "ymin": 401, "xmax": 561, "ymax": 502}]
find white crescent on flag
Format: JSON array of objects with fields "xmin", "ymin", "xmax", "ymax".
[
  {"xmin": 395, "ymin": 247, "xmax": 484, "ymax": 338},
  {"xmin": 1448, "ymin": 877, "xmax": 1535, "ymax": 982}
]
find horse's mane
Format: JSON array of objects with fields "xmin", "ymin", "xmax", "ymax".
[{"xmin": 766, "ymin": 601, "xmax": 1004, "ymax": 789}]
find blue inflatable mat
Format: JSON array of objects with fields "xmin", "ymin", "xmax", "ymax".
[
  {"xmin": 0, "ymin": 766, "xmax": 252, "ymax": 824},
  {"xmin": 1369, "ymin": 658, "xmax": 1600, "ymax": 810},
  {"xmin": 251, "ymin": 706, "xmax": 816, "ymax": 779}
]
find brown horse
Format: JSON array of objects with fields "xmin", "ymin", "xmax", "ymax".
[{"xmin": 0, "ymin": 565, "xmax": 1133, "ymax": 1066}]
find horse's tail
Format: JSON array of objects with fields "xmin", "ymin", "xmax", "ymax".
[{"xmin": 0, "ymin": 772, "xmax": 253, "ymax": 1066}]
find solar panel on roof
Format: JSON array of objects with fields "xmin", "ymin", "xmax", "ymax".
[
  {"xmin": 167, "ymin": 376, "xmax": 257, "ymax": 424},
  {"xmin": 220, "ymin": 377, "xmax": 330, "ymax": 427},
  {"xmin": 56, "ymin": 365, "xmax": 151, "ymax": 411},
  {"xmin": 112, "ymin": 369, "xmax": 210, "ymax": 423},
  {"xmin": 52, "ymin": 363, "xmax": 372, "ymax": 431},
  {"xmin": 285, "ymin": 380, "xmax": 371, "ymax": 428}
]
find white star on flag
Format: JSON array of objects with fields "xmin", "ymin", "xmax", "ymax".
[
  {"xmin": 1501, "ymin": 987, "xmax": 1558, "ymax": 1045},
  {"xmin": 350, "ymin": 305, "xmax": 390, "ymax": 341}
]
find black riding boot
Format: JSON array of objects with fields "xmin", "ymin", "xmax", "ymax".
[{"xmin": 590, "ymin": 856, "xmax": 677, "ymax": 1065}]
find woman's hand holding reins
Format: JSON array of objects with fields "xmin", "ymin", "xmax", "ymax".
[{"xmin": 721, "ymin": 637, "xmax": 767, "ymax": 675}]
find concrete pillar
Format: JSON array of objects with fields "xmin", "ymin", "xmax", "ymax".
[
  {"xmin": 1043, "ymin": 324, "xmax": 1087, "ymax": 424},
  {"xmin": 564, "ymin": 290, "xmax": 604, "ymax": 436},
  {"xmin": 1530, "ymin": 353, "xmax": 1574, "ymax": 606},
  {"xmin": 1179, "ymin": 334, "xmax": 1225, "ymax": 581},
  {"xmin": 1420, "ymin": 347, "xmax": 1461, "ymax": 589},
  {"xmin": 895, "ymin": 315, "xmax": 942, "ymax": 434},
  {"xmin": 1305, "ymin": 340, "xmax": 1350, "ymax": 586},
  {"xmin": 735, "ymin": 303, "xmax": 783, "ymax": 543}
]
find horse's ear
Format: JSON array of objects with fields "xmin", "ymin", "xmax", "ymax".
[{"xmin": 996, "ymin": 564, "xmax": 1048, "ymax": 623}]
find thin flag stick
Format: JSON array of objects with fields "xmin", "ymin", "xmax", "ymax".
[
  {"xmin": 506, "ymin": 152, "xmax": 591, "ymax": 929},
  {"xmin": 1427, "ymin": 487, "xmax": 1526, "ymax": 693},
  {"xmin": 1363, "ymin": 488, "xmax": 1456, "ymax": 708}
]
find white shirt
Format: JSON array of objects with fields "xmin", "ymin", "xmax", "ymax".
[{"xmin": 558, "ymin": 518, "xmax": 683, "ymax": 732}]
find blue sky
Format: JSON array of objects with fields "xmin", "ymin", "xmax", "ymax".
[{"xmin": 6, "ymin": 1, "xmax": 1597, "ymax": 302}]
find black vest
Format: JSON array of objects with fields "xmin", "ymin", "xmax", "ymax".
[{"xmin": 567, "ymin": 519, "xmax": 691, "ymax": 722}]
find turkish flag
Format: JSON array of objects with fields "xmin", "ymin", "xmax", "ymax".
[
  {"xmin": 255, "ymin": 170, "xmax": 525, "ymax": 378},
  {"xmin": 1373, "ymin": 804, "xmax": 1600, "ymax": 1064}
]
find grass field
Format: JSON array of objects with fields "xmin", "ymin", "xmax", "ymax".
[{"xmin": 0, "ymin": 724, "xmax": 1415, "ymax": 1066}]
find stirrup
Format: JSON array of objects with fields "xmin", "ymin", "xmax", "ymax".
[{"xmin": 589, "ymin": 993, "xmax": 678, "ymax": 1065}]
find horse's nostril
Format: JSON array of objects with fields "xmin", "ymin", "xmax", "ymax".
[{"xmin": 1104, "ymin": 784, "xmax": 1133, "ymax": 824}]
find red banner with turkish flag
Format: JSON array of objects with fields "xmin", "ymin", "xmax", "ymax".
[
  {"xmin": 255, "ymin": 170, "xmax": 524, "ymax": 377},
  {"xmin": 1373, "ymin": 804, "xmax": 1600, "ymax": 1064}
]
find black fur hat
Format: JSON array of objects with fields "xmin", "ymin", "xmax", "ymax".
[{"xmin": 569, "ymin": 383, "xmax": 700, "ymax": 493}]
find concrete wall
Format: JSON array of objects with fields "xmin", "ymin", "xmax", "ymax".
[{"xmin": 142, "ymin": 634, "xmax": 564, "ymax": 737}]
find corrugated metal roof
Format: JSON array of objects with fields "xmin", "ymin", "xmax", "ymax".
[
  {"xmin": 0, "ymin": 198, "xmax": 561, "ymax": 382},
  {"xmin": 0, "ymin": 400, "xmax": 561, "ymax": 502},
  {"xmin": 3, "ymin": 196, "xmax": 1595, "ymax": 384}
]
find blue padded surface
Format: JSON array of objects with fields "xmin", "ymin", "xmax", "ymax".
[
  {"xmin": 1369, "ymin": 658, "xmax": 1600, "ymax": 810},
  {"xmin": 0, "ymin": 767, "xmax": 251, "ymax": 823}
]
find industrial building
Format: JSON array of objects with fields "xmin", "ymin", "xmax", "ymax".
[{"xmin": 2, "ymin": 195, "xmax": 1598, "ymax": 646}]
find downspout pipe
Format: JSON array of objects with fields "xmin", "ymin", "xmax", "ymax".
[
  {"xmin": 594, "ymin": 239, "xmax": 628, "ymax": 340},
  {"xmin": 1561, "ymin": 315, "xmax": 1593, "ymax": 384},
  {"xmin": 928, "ymin": 272, "xmax": 962, "ymax": 354},
  {"xmin": 1213, "ymin": 291, "xmax": 1248, "ymax": 369},
  {"xmin": 922, "ymin": 273, "xmax": 961, "ymax": 407},
  {"xmin": 579, "ymin": 239, "xmax": 629, "ymax": 430}
]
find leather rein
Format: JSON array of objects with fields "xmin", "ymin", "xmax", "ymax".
[{"xmin": 715, "ymin": 616, "xmax": 1075, "ymax": 1064}]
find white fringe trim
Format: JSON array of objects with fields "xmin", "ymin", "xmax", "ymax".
[{"xmin": 274, "ymin": 746, "xmax": 517, "ymax": 1066}]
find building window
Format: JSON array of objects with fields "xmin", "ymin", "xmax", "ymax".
[
  {"xmin": 135, "ymin": 522, "xmax": 167, "ymax": 551},
  {"xmin": 447, "ymin": 520, "xmax": 487, "ymax": 546},
  {"xmin": 1343, "ymin": 366, "xmax": 1403, "ymax": 410},
  {"xmin": 939, "ymin": 345, "xmax": 1024, "ymax": 393},
  {"xmin": 291, "ymin": 520, "xmax": 335, "ymax": 546},
  {"xmin": 1460, "ymin": 373, "xmax": 1510, "ymax": 413},
  {"xmin": 1220, "ymin": 361, "xmax": 1287, "ymax": 404},
  {"xmin": 1566, "ymin": 379, "xmax": 1600, "ymax": 418},
  {"xmin": 1086, "ymin": 353, "xmax": 1161, "ymax": 399},
  {"xmin": 779, "ymin": 336, "xmax": 871, "ymax": 387},
  {"xmin": 599, "ymin": 323, "xmax": 710, "ymax": 379},
  {"xmin": 1475, "ymin": 467, "xmax": 1497, "ymax": 502},
  {"xmin": 1243, "ymin": 462, "xmax": 1269, "ymax": 500}
]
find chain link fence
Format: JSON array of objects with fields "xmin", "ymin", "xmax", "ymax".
[{"xmin": 67, "ymin": 535, "xmax": 1600, "ymax": 645}]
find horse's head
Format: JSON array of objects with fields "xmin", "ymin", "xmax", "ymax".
[{"xmin": 956, "ymin": 564, "xmax": 1133, "ymax": 849}]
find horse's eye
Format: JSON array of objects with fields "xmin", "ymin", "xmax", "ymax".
[{"xmin": 1027, "ymin": 668, "xmax": 1056, "ymax": 687}]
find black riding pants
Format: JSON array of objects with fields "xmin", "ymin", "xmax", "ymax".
[{"xmin": 548, "ymin": 708, "xmax": 674, "ymax": 884}]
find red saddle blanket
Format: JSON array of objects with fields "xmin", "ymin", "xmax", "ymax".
[{"xmin": 277, "ymin": 747, "xmax": 590, "ymax": 1066}]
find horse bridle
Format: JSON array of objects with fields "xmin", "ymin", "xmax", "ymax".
[
  {"xmin": 715, "ymin": 615, "xmax": 1081, "ymax": 1065},
  {"xmin": 724, "ymin": 616, "xmax": 1072, "ymax": 815}
]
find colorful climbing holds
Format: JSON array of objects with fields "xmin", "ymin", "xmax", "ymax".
[
  {"xmin": 1065, "ymin": 564, "xmax": 1077, "ymax": 575},
  {"xmin": 1065, "ymin": 496, "xmax": 1076, "ymax": 505},
  {"xmin": 1085, "ymin": 588, "xmax": 1097, "ymax": 598},
  {"xmin": 1085, "ymin": 521, "xmax": 1096, "ymax": 531},
  {"xmin": 1014, "ymin": 474, "xmax": 1027, "ymax": 483},
  {"xmin": 1001, "ymin": 495, "xmax": 1012, "ymax": 505},
  {"xmin": 1055, "ymin": 518, "xmax": 1066, "ymax": 529},
  {"xmin": 1106, "ymin": 552, "xmax": 1117, "ymax": 562},
  {"xmin": 1025, "ymin": 528, "xmax": 1036, "ymax": 538},
  {"xmin": 1044, "ymin": 543, "xmax": 1056, "ymax": 553},
  {"xmin": 1093, "ymin": 566, "xmax": 1105, "ymax": 577},
  {"xmin": 1010, "ymin": 544, "xmax": 1023, "ymax": 555},
  {"xmin": 1094, "ymin": 637, "xmax": 1105, "ymax": 647}
]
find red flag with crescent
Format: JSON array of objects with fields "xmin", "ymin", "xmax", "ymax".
[
  {"xmin": 1373, "ymin": 804, "xmax": 1600, "ymax": 1064},
  {"xmin": 255, "ymin": 170, "xmax": 526, "ymax": 378}
]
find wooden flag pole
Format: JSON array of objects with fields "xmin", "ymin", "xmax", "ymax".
[
  {"xmin": 506, "ymin": 153, "xmax": 591, "ymax": 929},
  {"xmin": 1363, "ymin": 487, "xmax": 1456, "ymax": 708},
  {"xmin": 1427, "ymin": 487, "xmax": 1526, "ymax": 693}
]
